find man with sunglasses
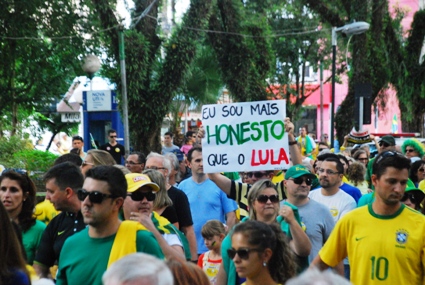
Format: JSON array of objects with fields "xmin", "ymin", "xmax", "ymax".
[
  {"xmin": 56, "ymin": 166, "xmax": 163, "ymax": 285},
  {"xmin": 282, "ymin": 165, "xmax": 335, "ymax": 264},
  {"xmin": 33, "ymin": 162, "xmax": 86, "ymax": 279},
  {"xmin": 312, "ymin": 151, "xmax": 425, "ymax": 285},
  {"xmin": 100, "ymin": 129, "xmax": 125, "ymax": 165}
]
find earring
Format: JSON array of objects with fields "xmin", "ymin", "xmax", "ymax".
[{"xmin": 263, "ymin": 261, "xmax": 267, "ymax": 267}]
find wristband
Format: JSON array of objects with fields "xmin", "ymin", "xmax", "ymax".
[{"xmin": 288, "ymin": 141, "xmax": 297, "ymax": 145}]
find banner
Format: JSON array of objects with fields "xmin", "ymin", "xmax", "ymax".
[{"xmin": 201, "ymin": 100, "xmax": 289, "ymax": 173}]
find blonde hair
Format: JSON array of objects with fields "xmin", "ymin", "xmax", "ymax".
[
  {"xmin": 247, "ymin": 179, "xmax": 277, "ymax": 220},
  {"xmin": 87, "ymin": 149, "xmax": 116, "ymax": 166},
  {"xmin": 143, "ymin": 169, "xmax": 173, "ymax": 209},
  {"xmin": 201, "ymin": 220, "xmax": 226, "ymax": 238}
]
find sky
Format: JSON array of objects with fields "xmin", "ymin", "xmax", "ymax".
[{"xmin": 116, "ymin": 0, "xmax": 190, "ymax": 27}]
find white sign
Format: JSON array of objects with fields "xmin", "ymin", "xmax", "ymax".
[
  {"xmin": 61, "ymin": 112, "xmax": 81, "ymax": 123},
  {"xmin": 86, "ymin": 90, "xmax": 112, "ymax": 111},
  {"xmin": 201, "ymin": 100, "xmax": 289, "ymax": 173}
]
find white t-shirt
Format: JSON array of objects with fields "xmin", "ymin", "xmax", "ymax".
[
  {"xmin": 163, "ymin": 233, "xmax": 183, "ymax": 247},
  {"xmin": 309, "ymin": 188, "xmax": 356, "ymax": 222}
]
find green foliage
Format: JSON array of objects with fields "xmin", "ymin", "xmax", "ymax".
[
  {"xmin": 0, "ymin": 136, "xmax": 32, "ymax": 167},
  {"xmin": 13, "ymin": 150, "xmax": 58, "ymax": 173}
]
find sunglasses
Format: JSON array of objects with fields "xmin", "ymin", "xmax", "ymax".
[
  {"xmin": 77, "ymin": 189, "xmax": 116, "ymax": 204},
  {"xmin": 247, "ymin": 172, "xmax": 268, "ymax": 178},
  {"xmin": 125, "ymin": 161, "xmax": 141, "ymax": 165},
  {"xmin": 82, "ymin": 161, "xmax": 94, "ymax": 167},
  {"xmin": 256, "ymin": 194, "xmax": 279, "ymax": 203},
  {"xmin": 127, "ymin": 191, "xmax": 156, "ymax": 202},
  {"xmin": 110, "ymin": 135, "xmax": 117, "ymax": 138},
  {"xmin": 3, "ymin": 168, "xmax": 27, "ymax": 175},
  {"xmin": 379, "ymin": 142, "xmax": 390, "ymax": 148},
  {"xmin": 227, "ymin": 248, "xmax": 263, "ymax": 260},
  {"xmin": 145, "ymin": 166, "xmax": 166, "ymax": 171},
  {"xmin": 401, "ymin": 192, "xmax": 419, "ymax": 204},
  {"xmin": 418, "ymin": 168, "xmax": 425, "ymax": 172},
  {"xmin": 406, "ymin": 149, "xmax": 416, "ymax": 153},
  {"xmin": 318, "ymin": 148, "xmax": 327, "ymax": 151},
  {"xmin": 288, "ymin": 177, "xmax": 313, "ymax": 186}
]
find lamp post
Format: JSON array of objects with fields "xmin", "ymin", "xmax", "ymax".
[
  {"xmin": 330, "ymin": 22, "xmax": 370, "ymax": 148},
  {"xmin": 82, "ymin": 55, "xmax": 101, "ymax": 91}
]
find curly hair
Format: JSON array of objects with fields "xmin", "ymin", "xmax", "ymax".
[
  {"xmin": 402, "ymin": 138, "xmax": 425, "ymax": 158},
  {"xmin": 232, "ymin": 220, "xmax": 297, "ymax": 284},
  {"xmin": 0, "ymin": 171, "xmax": 37, "ymax": 232},
  {"xmin": 346, "ymin": 162, "xmax": 366, "ymax": 186}
]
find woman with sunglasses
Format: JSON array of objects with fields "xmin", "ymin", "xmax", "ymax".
[
  {"xmin": 218, "ymin": 179, "xmax": 311, "ymax": 285},
  {"xmin": 352, "ymin": 149, "xmax": 369, "ymax": 167},
  {"xmin": 229, "ymin": 220, "xmax": 296, "ymax": 285},
  {"xmin": 81, "ymin": 149, "xmax": 116, "ymax": 176},
  {"xmin": 409, "ymin": 160, "xmax": 425, "ymax": 187},
  {"xmin": 401, "ymin": 187, "xmax": 425, "ymax": 211},
  {"xmin": 0, "ymin": 170, "xmax": 46, "ymax": 266},
  {"xmin": 123, "ymin": 173, "xmax": 188, "ymax": 261},
  {"xmin": 402, "ymin": 138, "xmax": 425, "ymax": 163}
]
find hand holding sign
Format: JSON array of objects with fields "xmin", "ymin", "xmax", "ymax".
[{"xmin": 201, "ymin": 100, "xmax": 290, "ymax": 173}]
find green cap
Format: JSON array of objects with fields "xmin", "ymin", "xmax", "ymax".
[{"xmin": 285, "ymin": 164, "xmax": 316, "ymax": 180}]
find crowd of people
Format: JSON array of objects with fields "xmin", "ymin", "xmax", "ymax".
[{"xmin": 2, "ymin": 122, "xmax": 425, "ymax": 285}]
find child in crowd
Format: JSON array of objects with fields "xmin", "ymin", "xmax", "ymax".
[
  {"xmin": 180, "ymin": 136, "xmax": 193, "ymax": 155},
  {"xmin": 197, "ymin": 220, "xmax": 226, "ymax": 285}
]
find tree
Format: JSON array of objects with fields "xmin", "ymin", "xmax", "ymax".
[
  {"xmin": 0, "ymin": 0, "xmax": 100, "ymax": 137},
  {"xmin": 93, "ymin": 0, "xmax": 218, "ymax": 154},
  {"xmin": 303, "ymin": 0, "xmax": 425, "ymax": 139}
]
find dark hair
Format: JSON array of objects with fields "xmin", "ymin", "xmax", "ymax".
[
  {"xmin": 316, "ymin": 153, "xmax": 339, "ymax": 162},
  {"xmin": 54, "ymin": 153, "xmax": 83, "ymax": 166},
  {"xmin": 131, "ymin": 152, "xmax": 146, "ymax": 164},
  {"xmin": 372, "ymin": 151, "xmax": 411, "ymax": 178},
  {"xmin": 337, "ymin": 154, "xmax": 349, "ymax": 167},
  {"xmin": 72, "ymin": 135, "xmax": 84, "ymax": 142},
  {"xmin": 0, "ymin": 171, "xmax": 37, "ymax": 232},
  {"xmin": 44, "ymin": 162, "xmax": 84, "ymax": 193},
  {"xmin": 164, "ymin": 131, "xmax": 173, "ymax": 138},
  {"xmin": 108, "ymin": 129, "xmax": 117, "ymax": 135},
  {"xmin": 187, "ymin": 146, "xmax": 202, "ymax": 162},
  {"xmin": 409, "ymin": 160, "xmax": 425, "ymax": 184},
  {"xmin": 0, "ymin": 203, "xmax": 29, "ymax": 281},
  {"xmin": 185, "ymin": 131, "xmax": 195, "ymax": 138},
  {"xmin": 166, "ymin": 258, "xmax": 210, "ymax": 285},
  {"xmin": 85, "ymin": 166, "xmax": 127, "ymax": 199},
  {"xmin": 318, "ymin": 142, "xmax": 329, "ymax": 148},
  {"xmin": 322, "ymin": 157, "xmax": 344, "ymax": 174},
  {"xmin": 232, "ymin": 221, "xmax": 296, "ymax": 283},
  {"xmin": 347, "ymin": 162, "xmax": 366, "ymax": 186},
  {"xmin": 70, "ymin": 148, "xmax": 81, "ymax": 155}
]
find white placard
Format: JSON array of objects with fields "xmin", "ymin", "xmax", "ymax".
[
  {"xmin": 86, "ymin": 90, "xmax": 112, "ymax": 111},
  {"xmin": 201, "ymin": 100, "xmax": 289, "ymax": 173}
]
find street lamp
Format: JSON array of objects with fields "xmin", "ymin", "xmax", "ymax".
[
  {"xmin": 82, "ymin": 55, "xmax": 101, "ymax": 90},
  {"xmin": 330, "ymin": 22, "xmax": 370, "ymax": 148}
]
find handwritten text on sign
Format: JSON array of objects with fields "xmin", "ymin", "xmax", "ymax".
[{"xmin": 201, "ymin": 100, "xmax": 289, "ymax": 173}]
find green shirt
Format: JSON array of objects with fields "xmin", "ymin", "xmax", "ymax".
[
  {"xmin": 56, "ymin": 227, "xmax": 164, "ymax": 285},
  {"xmin": 23, "ymin": 219, "xmax": 46, "ymax": 264}
]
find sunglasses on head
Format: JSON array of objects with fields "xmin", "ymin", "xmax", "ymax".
[
  {"xmin": 227, "ymin": 248, "xmax": 263, "ymax": 260},
  {"xmin": 127, "ymin": 191, "xmax": 156, "ymax": 202},
  {"xmin": 77, "ymin": 189, "xmax": 116, "ymax": 204},
  {"xmin": 375, "ymin": 151, "xmax": 399, "ymax": 165},
  {"xmin": 256, "ymin": 194, "xmax": 279, "ymax": 203},
  {"xmin": 246, "ymin": 172, "xmax": 268, "ymax": 178},
  {"xmin": 3, "ymin": 168, "xmax": 27, "ymax": 175},
  {"xmin": 289, "ymin": 176, "xmax": 313, "ymax": 186}
]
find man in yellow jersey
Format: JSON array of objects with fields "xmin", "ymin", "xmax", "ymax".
[{"xmin": 311, "ymin": 151, "xmax": 425, "ymax": 284}]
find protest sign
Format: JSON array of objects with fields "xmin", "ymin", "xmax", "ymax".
[{"xmin": 201, "ymin": 100, "xmax": 289, "ymax": 173}]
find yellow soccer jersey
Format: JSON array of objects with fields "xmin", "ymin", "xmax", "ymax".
[{"xmin": 319, "ymin": 204, "xmax": 425, "ymax": 285}]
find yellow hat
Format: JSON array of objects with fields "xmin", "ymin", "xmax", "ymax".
[{"xmin": 125, "ymin": 173, "xmax": 159, "ymax": 193}]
